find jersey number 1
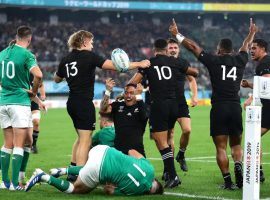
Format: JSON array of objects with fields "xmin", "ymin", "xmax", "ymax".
[
  {"xmin": 1, "ymin": 61, "xmax": 15, "ymax": 79},
  {"xmin": 127, "ymin": 163, "xmax": 146, "ymax": 187},
  {"xmin": 221, "ymin": 65, "xmax": 237, "ymax": 81}
]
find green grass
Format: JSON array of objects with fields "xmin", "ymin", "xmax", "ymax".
[{"xmin": 0, "ymin": 106, "xmax": 269, "ymax": 199}]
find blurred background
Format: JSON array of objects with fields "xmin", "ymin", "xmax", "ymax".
[{"xmin": 0, "ymin": 0, "xmax": 269, "ymax": 106}]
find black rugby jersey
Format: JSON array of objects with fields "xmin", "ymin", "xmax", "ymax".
[
  {"xmin": 56, "ymin": 49, "xmax": 105, "ymax": 99},
  {"xmin": 138, "ymin": 54, "xmax": 188, "ymax": 100},
  {"xmin": 255, "ymin": 55, "xmax": 270, "ymax": 106},
  {"xmin": 175, "ymin": 57, "xmax": 191, "ymax": 102},
  {"xmin": 111, "ymin": 100, "xmax": 147, "ymax": 153},
  {"xmin": 198, "ymin": 51, "xmax": 248, "ymax": 104}
]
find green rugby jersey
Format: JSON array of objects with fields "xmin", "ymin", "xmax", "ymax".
[
  {"xmin": 100, "ymin": 147, "xmax": 154, "ymax": 195},
  {"xmin": 0, "ymin": 44, "xmax": 37, "ymax": 106},
  {"xmin": 92, "ymin": 126, "xmax": 115, "ymax": 147}
]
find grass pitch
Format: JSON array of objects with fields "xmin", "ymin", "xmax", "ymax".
[{"xmin": 0, "ymin": 106, "xmax": 269, "ymax": 199}]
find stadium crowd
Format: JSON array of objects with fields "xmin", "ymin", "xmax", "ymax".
[
  {"xmin": 1, "ymin": 11, "xmax": 269, "ymax": 89},
  {"xmin": 0, "ymin": 4, "xmax": 270, "ymax": 196}
]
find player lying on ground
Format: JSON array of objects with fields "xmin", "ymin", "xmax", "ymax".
[{"xmin": 25, "ymin": 145, "xmax": 163, "ymax": 195}]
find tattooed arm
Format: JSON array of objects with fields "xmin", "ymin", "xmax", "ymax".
[{"xmin": 100, "ymin": 78, "xmax": 115, "ymax": 114}]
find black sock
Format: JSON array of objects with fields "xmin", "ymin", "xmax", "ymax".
[
  {"xmin": 260, "ymin": 165, "xmax": 264, "ymax": 175},
  {"xmin": 234, "ymin": 161, "xmax": 243, "ymax": 172},
  {"xmin": 223, "ymin": 172, "xmax": 232, "ymax": 185},
  {"xmin": 160, "ymin": 147, "xmax": 176, "ymax": 179},
  {"xmin": 32, "ymin": 130, "xmax": 39, "ymax": 146},
  {"xmin": 178, "ymin": 148, "xmax": 186, "ymax": 159},
  {"xmin": 70, "ymin": 162, "xmax": 76, "ymax": 167}
]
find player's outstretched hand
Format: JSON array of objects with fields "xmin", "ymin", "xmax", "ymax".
[
  {"xmin": 105, "ymin": 78, "xmax": 115, "ymax": 92},
  {"xmin": 169, "ymin": 18, "xmax": 179, "ymax": 36},
  {"xmin": 249, "ymin": 18, "xmax": 259, "ymax": 34},
  {"xmin": 241, "ymin": 79, "xmax": 250, "ymax": 88},
  {"xmin": 139, "ymin": 60, "xmax": 150, "ymax": 68}
]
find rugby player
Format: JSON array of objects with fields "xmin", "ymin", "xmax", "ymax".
[
  {"xmin": 0, "ymin": 26, "xmax": 43, "ymax": 190},
  {"xmin": 129, "ymin": 39, "xmax": 198, "ymax": 188},
  {"xmin": 170, "ymin": 18, "xmax": 257, "ymax": 189},
  {"xmin": 25, "ymin": 145, "xmax": 164, "ymax": 196},
  {"xmin": 53, "ymin": 30, "xmax": 150, "ymax": 181},
  {"xmin": 241, "ymin": 38, "xmax": 270, "ymax": 183}
]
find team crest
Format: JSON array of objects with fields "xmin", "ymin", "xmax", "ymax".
[{"xmin": 118, "ymin": 106, "xmax": 124, "ymax": 112}]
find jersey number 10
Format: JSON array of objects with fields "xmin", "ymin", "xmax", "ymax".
[
  {"xmin": 1, "ymin": 61, "xmax": 15, "ymax": 79},
  {"xmin": 221, "ymin": 65, "xmax": 237, "ymax": 81},
  {"xmin": 154, "ymin": 66, "xmax": 172, "ymax": 80}
]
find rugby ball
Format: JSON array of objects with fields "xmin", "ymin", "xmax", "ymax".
[{"xmin": 111, "ymin": 48, "xmax": 130, "ymax": 72}]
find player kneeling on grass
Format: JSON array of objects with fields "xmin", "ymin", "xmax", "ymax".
[{"xmin": 25, "ymin": 145, "xmax": 163, "ymax": 195}]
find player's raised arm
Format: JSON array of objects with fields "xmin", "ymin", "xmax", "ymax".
[
  {"xmin": 186, "ymin": 67, "xmax": 199, "ymax": 77},
  {"xmin": 101, "ymin": 59, "xmax": 150, "ymax": 71},
  {"xmin": 239, "ymin": 18, "xmax": 258, "ymax": 52},
  {"xmin": 128, "ymin": 72, "xmax": 144, "ymax": 85},
  {"xmin": 100, "ymin": 78, "xmax": 115, "ymax": 114},
  {"xmin": 169, "ymin": 19, "xmax": 203, "ymax": 58}
]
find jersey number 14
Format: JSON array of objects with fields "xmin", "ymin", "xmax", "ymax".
[{"xmin": 221, "ymin": 65, "xmax": 237, "ymax": 81}]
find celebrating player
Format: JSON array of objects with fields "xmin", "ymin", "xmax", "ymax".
[
  {"xmin": 54, "ymin": 30, "xmax": 150, "ymax": 182},
  {"xmin": 169, "ymin": 18, "xmax": 257, "ymax": 189},
  {"xmin": 100, "ymin": 79, "xmax": 148, "ymax": 157},
  {"xmin": 129, "ymin": 39, "xmax": 198, "ymax": 188},
  {"xmin": 166, "ymin": 38, "xmax": 198, "ymax": 173},
  {"xmin": 241, "ymin": 38, "xmax": 270, "ymax": 183}
]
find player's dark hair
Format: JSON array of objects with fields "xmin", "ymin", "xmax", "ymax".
[
  {"xmin": 167, "ymin": 38, "xmax": 178, "ymax": 45},
  {"xmin": 154, "ymin": 39, "xmax": 168, "ymax": 50},
  {"xmin": 125, "ymin": 83, "xmax": 137, "ymax": 89},
  {"xmin": 253, "ymin": 38, "xmax": 268, "ymax": 52},
  {"xmin": 218, "ymin": 38, "xmax": 233, "ymax": 53},
  {"xmin": 99, "ymin": 112, "xmax": 113, "ymax": 122},
  {"xmin": 151, "ymin": 179, "xmax": 164, "ymax": 195},
  {"xmin": 16, "ymin": 26, "xmax": 32, "ymax": 39}
]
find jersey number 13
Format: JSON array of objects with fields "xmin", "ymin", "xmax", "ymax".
[{"xmin": 65, "ymin": 61, "xmax": 78, "ymax": 77}]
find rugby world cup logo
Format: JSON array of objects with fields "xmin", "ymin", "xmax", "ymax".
[
  {"xmin": 245, "ymin": 142, "xmax": 252, "ymax": 184},
  {"xmin": 260, "ymin": 80, "xmax": 270, "ymax": 96}
]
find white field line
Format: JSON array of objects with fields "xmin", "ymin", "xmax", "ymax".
[
  {"xmin": 164, "ymin": 192, "xmax": 270, "ymax": 200},
  {"xmin": 164, "ymin": 192, "xmax": 234, "ymax": 200}
]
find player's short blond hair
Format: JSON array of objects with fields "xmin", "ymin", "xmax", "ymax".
[{"xmin": 67, "ymin": 30, "xmax": 94, "ymax": 50}]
